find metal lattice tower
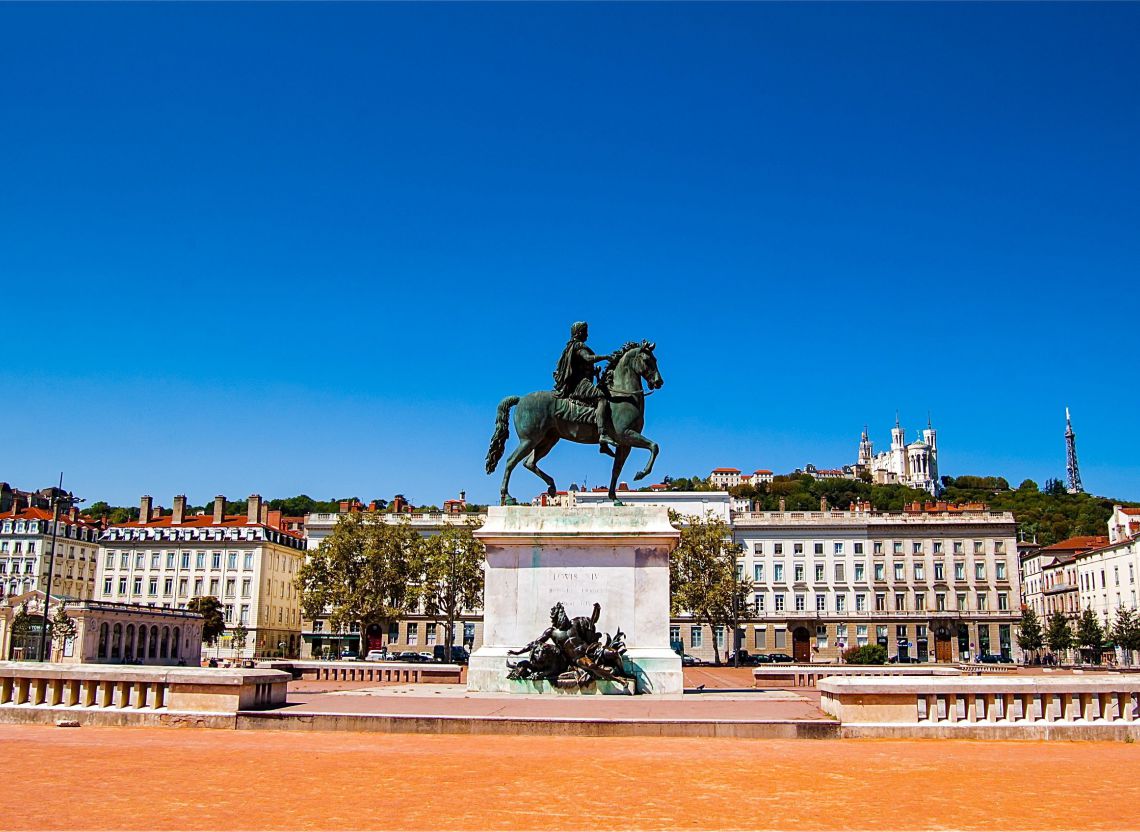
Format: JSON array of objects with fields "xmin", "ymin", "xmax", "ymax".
[{"xmin": 1065, "ymin": 407, "xmax": 1084, "ymax": 494}]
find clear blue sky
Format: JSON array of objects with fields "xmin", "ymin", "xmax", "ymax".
[{"xmin": 3, "ymin": 3, "xmax": 1138, "ymax": 507}]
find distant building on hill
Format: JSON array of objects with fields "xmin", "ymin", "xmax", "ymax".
[{"xmin": 856, "ymin": 415, "xmax": 939, "ymax": 495}]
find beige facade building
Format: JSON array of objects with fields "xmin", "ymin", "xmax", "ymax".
[
  {"xmin": 668, "ymin": 501, "xmax": 1020, "ymax": 663},
  {"xmin": 1, "ymin": 506, "xmax": 101, "ymax": 601},
  {"xmin": 1019, "ymin": 536, "xmax": 1107, "ymax": 621},
  {"xmin": 95, "ymin": 494, "xmax": 307, "ymax": 658}
]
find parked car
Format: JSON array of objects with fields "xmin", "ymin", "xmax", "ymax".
[
  {"xmin": 418, "ymin": 652, "xmax": 435, "ymax": 662},
  {"xmin": 726, "ymin": 650, "xmax": 757, "ymax": 666},
  {"xmin": 752, "ymin": 653, "xmax": 775, "ymax": 664},
  {"xmin": 433, "ymin": 645, "xmax": 470, "ymax": 664},
  {"xmin": 889, "ymin": 654, "xmax": 920, "ymax": 664},
  {"xmin": 340, "ymin": 649, "xmax": 359, "ymax": 661},
  {"xmin": 681, "ymin": 654, "xmax": 702, "ymax": 667},
  {"xmin": 766, "ymin": 653, "xmax": 794, "ymax": 663},
  {"xmin": 396, "ymin": 651, "xmax": 432, "ymax": 663},
  {"xmin": 979, "ymin": 653, "xmax": 1013, "ymax": 664},
  {"xmin": 364, "ymin": 650, "xmax": 388, "ymax": 662}
]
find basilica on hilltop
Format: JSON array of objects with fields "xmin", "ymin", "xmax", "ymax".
[{"xmin": 856, "ymin": 416, "xmax": 939, "ymax": 495}]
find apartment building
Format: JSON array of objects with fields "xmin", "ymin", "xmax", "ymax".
[
  {"xmin": 95, "ymin": 494, "xmax": 306, "ymax": 658},
  {"xmin": 1, "ymin": 505, "xmax": 101, "ymax": 601}
]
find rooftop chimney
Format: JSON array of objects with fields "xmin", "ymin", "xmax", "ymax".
[
  {"xmin": 213, "ymin": 495, "xmax": 226, "ymax": 525},
  {"xmin": 139, "ymin": 495, "xmax": 152, "ymax": 526},
  {"xmin": 459, "ymin": 490, "xmax": 466, "ymax": 502},
  {"xmin": 172, "ymin": 495, "xmax": 187, "ymax": 525},
  {"xmin": 247, "ymin": 494, "xmax": 262, "ymax": 525},
  {"xmin": 259, "ymin": 502, "xmax": 269, "ymax": 526},
  {"xmin": 68, "ymin": 506, "xmax": 79, "ymax": 522}
]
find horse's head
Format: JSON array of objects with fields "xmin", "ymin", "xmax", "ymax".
[
  {"xmin": 606, "ymin": 340, "xmax": 663, "ymax": 392},
  {"xmin": 634, "ymin": 340, "xmax": 663, "ymax": 390}
]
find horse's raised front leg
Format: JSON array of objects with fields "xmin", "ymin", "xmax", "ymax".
[
  {"xmin": 608, "ymin": 445, "xmax": 632, "ymax": 500},
  {"xmin": 524, "ymin": 434, "xmax": 559, "ymax": 497},
  {"xmin": 618, "ymin": 429, "xmax": 659, "ymax": 481},
  {"xmin": 499, "ymin": 438, "xmax": 537, "ymax": 505}
]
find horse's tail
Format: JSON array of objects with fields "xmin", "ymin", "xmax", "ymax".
[{"xmin": 485, "ymin": 395, "xmax": 521, "ymax": 474}]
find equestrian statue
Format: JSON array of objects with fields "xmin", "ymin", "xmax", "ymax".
[{"xmin": 485, "ymin": 321, "xmax": 663, "ymax": 505}]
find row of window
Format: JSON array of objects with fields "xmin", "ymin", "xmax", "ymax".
[
  {"xmin": 105, "ymin": 551, "xmax": 255, "ymax": 572},
  {"xmin": 1081, "ymin": 563, "xmax": 1136, "ymax": 591},
  {"xmin": 103, "ymin": 575, "xmax": 254, "ymax": 599},
  {"xmin": 1, "ymin": 521, "xmax": 96, "ymax": 540},
  {"xmin": 752, "ymin": 590, "xmax": 1011, "ymax": 613},
  {"xmin": 745, "ymin": 560, "xmax": 1009, "ymax": 583},
  {"xmin": 741, "ymin": 540, "xmax": 1007, "ymax": 556},
  {"xmin": 382, "ymin": 621, "xmax": 478, "ymax": 645}
]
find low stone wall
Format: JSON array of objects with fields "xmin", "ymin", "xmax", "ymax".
[
  {"xmin": 268, "ymin": 661, "xmax": 462, "ymax": 685},
  {"xmin": 819, "ymin": 675, "xmax": 1140, "ymax": 739},
  {"xmin": 0, "ymin": 662, "xmax": 290, "ymax": 727},
  {"xmin": 754, "ymin": 665, "xmax": 961, "ymax": 687}
]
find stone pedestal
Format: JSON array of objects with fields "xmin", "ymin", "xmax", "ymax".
[{"xmin": 467, "ymin": 505, "xmax": 682, "ymax": 695}]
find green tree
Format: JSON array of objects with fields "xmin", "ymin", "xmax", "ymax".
[
  {"xmin": 1017, "ymin": 479, "xmax": 1039, "ymax": 493},
  {"xmin": 842, "ymin": 644, "xmax": 887, "ymax": 665},
  {"xmin": 9, "ymin": 602, "xmax": 34, "ymax": 659},
  {"xmin": 1015, "ymin": 607, "xmax": 1044, "ymax": 661},
  {"xmin": 296, "ymin": 510, "xmax": 420, "ymax": 648},
  {"xmin": 1075, "ymin": 608, "xmax": 1105, "ymax": 662},
  {"xmin": 670, "ymin": 512, "xmax": 752, "ymax": 665},
  {"xmin": 229, "ymin": 623, "xmax": 249, "ymax": 659},
  {"xmin": 1045, "ymin": 612, "xmax": 1074, "ymax": 661},
  {"xmin": 186, "ymin": 596, "xmax": 227, "ymax": 646},
  {"xmin": 1110, "ymin": 606, "xmax": 1140, "ymax": 667},
  {"xmin": 418, "ymin": 520, "xmax": 485, "ymax": 660},
  {"xmin": 49, "ymin": 605, "xmax": 78, "ymax": 661}
]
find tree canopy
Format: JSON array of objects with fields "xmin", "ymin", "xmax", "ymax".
[
  {"xmin": 1045, "ymin": 611, "xmax": 1074, "ymax": 656},
  {"xmin": 669, "ymin": 512, "xmax": 752, "ymax": 665},
  {"xmin": 419, "ymin": 521, "xmax": 485, "ymax": 657},
  {"xmin": 1016, "ymin": 607, "xmax": 1044, "ymax": 656},
  {"xmin": 296, "ymin": 511, "xmax": 420, "ymax": 636},
  {"xmin": 187, "ymin": 596, "xmax": 227, "ymax": 645}
]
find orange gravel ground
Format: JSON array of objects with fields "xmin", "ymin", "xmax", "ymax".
[{"xmin": 4, "ymin": 724, "xmax": 1139, "ymax": 831}]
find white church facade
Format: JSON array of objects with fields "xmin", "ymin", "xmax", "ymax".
[{"xmin": 857, "ymin": 417, "xmax": 939, "ymax": 495}]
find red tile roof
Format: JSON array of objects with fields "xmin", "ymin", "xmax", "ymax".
[
  {"xmin": 1120, "ymin": 508, "xmax": 1140, "ymax": 516},
  {"xmin": 1042, "ymin": 535, "xmax": 1110, "ymax": 552},
  {"xmin": 754, "ymin": 470, "xmax": 773, "ymax": 475},
  {"xmin": 110, "ymin": 514, "xmax": 303, "ymax": 540},
  {"xmin": 711, "ymin": 468, "xmax": 741, "ymax": 473},
  {"xmin": 3, "ymin": 507, "xmax": 100, "ymax": 530}
]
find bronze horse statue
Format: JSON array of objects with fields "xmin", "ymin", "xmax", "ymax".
[{"xmin": 485, "ymin": 341, "xmax": 663, "ymax": 505}]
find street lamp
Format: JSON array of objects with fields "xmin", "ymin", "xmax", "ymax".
[{"xmin": 38, "ymin": 473, "xmax": 83, "ymax": 662}]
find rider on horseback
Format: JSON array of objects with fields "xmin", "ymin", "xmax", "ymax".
[{"xmin": 552, "ymin": 321, "xmax": 619, "ymax": 454}]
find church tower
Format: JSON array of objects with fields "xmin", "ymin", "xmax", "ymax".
[
  {"xmin": 890, "ymin": 413, "xmax": 905, "ymax": 451},
  {"xmin": 858, "ymin": 425, "xmax": 874, "ymax": 466}
]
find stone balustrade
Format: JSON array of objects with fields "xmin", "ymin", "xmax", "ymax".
[
  {"xmin": 0, "ymin": 662, "xmax": 289, "ymax": 726},
  {"xmin": 819, "ymin": 675, "xmax": 1140, "ymax": 739},
  {"xmin": 956, "ymin": 662, "xmax": 1018, "ymax": 674},
  {"xmin": 266, "ymin": 660, "xmax": 462, "ymax": 685},
  {"xmin": 755, "ymin": 664, "xmax": 961, "ymax": 687}
]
